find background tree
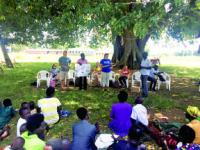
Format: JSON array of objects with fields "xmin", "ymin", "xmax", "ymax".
[{"xmin": 0, "ymin": 0, "xmax": 199, "ymax": 68}]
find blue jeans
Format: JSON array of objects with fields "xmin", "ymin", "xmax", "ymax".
[{"xmin": 141, "ymin": 75, "xmax": 148, "ymax": 97}]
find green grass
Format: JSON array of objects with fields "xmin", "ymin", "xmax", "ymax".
[
  {"xmin": 160, "ymin": 65, "xmax": 200, "ymax": 79},
  {"xmin": 0, "ymin": 63, "xmax": 200, "ymax": 147}
]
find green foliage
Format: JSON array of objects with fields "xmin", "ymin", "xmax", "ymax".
[{"xmin": 0, "ymin": 0, "xmax": 199, "ymax": 48}]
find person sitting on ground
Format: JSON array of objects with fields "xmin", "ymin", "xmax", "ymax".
[
  {"xmin": 16, "ymin": 107, "xmax": 31, "ymax": 137},
  {"xmin": 21, "ymin": 102, "xmax": 30, "ymax": 110},
  {"xmin": 71, "ymin": 107, "xmax": 99, "ymax": 150},
  {"xmin": 0, "ymin": 99, "xmax": 15, "ymax": 130},
  {"xmin": 131, "ymin": 97, "xmax": 149, "ymax": 132},
  {"xmin": 176, "ymin": 125, "xmax": 200, "ymax": 150},
  {"xmin": 21, "ymin": 113, "xmax": 46, "ymax": 150},
  {"xmin": 184, "ymin": 106, "xmax": 200, "ymax": 144},
  {"xmin": 109, "ymin": 126, "xmax": 146, "ymax": 150},
  {"xmin": 91, "ymin": 62, "xmax": 102, "ymax": 87},
  {"xmin": 29, "ymin": 101, "xmax": 37, "ymax": 115},
  {"xmin": 4, "ymin": 137, "xmax": 25, "ymax": 150},
  {"xmin": 118, "ymin": 66, "xmax": 130, "ymax": 88},
  {"xmin": 45, "ymin": 138, "xmax": 71, "ymax": 150},
  {"xmin": 38, "ymin": 87, "xmax": 61, "ymax": 126},
  {"xmin": 108, "ymin": 91, "xmax": 132, "ymax": 137}
]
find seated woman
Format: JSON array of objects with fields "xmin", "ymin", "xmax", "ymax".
[
  {"xmin": 176, "ymin": 125, "xmax": 200, "ymax": 150},
  {"xmin": 108, "ymin": 91, "xmax": 132, "ymax": 137},
  {"xmin": 50, "ymin": 64, "xmax": 59, "ymax": 80},
  {"xmin": 92, "ymin": 62, "xmax": 102, "ymax": 86},
  {"xmin": 184, "ymin": 106, "xmax": 200, "ymax": 144},
  {"xmin": 118, "ymin": 66, "xmax": 129, "ymax": 88},
  {"xmin": 109, "ymin": 127, "xmax": 146, "ymax": 150}
]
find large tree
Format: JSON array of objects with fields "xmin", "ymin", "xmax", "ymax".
[{"xmin": 0, "ymin": 0, "xmax": 199, "ymax": 68}]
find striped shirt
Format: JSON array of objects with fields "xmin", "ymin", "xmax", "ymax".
[{"xmin": 38, "ymin": 97, "xmax": 61, "ymax": 125}]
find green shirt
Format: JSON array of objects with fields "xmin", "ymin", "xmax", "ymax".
[{"xmin": 21, "ymin": 131, "xmax": 45, "ymax": 150}]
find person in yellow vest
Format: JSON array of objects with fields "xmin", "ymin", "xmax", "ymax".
[
  {"xmin": 37, "ymin": 87, "xmax": 61, "ymax": 126},
  {"xmin": 21, "ymin": 114, "xmax": 46, "ymax": 150}
]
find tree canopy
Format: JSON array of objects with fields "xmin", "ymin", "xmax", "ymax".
[{"xmin": 0, "ymin": 0, "xmax": 200, "ymax": 68}]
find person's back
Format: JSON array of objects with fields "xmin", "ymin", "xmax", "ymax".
[
  {"xmin": 21, "ymin": 114, "xmax": 46, "ymax": 150},
  {"xmin": 71, "ymin": 107, "xmax": 97, "ymax": 150},
  {"xmin": 131, "ymin": 97, "xmax": 148, "ymax": 127},
  {"xmin": 111, "ymin": 127, "xmax": 146, "ymax": 150},
  {"xmin": 21, "ymin": 131, "xmax": 45, "ymax": 150},
  {"xmin": 110, "ymin": 102, "xmax": 132, "ymax": 136},
  {"xmin": 38, "ymin": 87, "xmax": 61, "ymax": 125},
  {"xmin": 109, "ymin": 91, "xmax": 132, "ymax": 136},
  {"xmin": 0, "ymin": 99, "xmax": 15, "ymax": 129},
  {"xmin": 72, "ymin": 120, "xmax": 96, "ymax": 150},
  {"xmin": 38, "ymin": 97, "xmax": 61, "ymax": 125}
]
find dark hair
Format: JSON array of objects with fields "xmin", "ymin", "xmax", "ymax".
[
  {"xmin": 29, "ymin": 101, "xmax": 35, "ymax": 110},
  {"xmin": 21, "ymin": 102, "xmax": 30, "ymax": 109},
  {"xmin": 26, "ymin": 114, "xmax": 44, "ymax": 133},
  {"xmin": 19, "ymin": 107, "xmax": 28, "ymax": 117},
  {"xmin": 46, "ymin": 87, "xmax": 55, "ymax": 97},
  {"xmin": 3, "ymin": 98, "xmax": 12, "ymax": 107},
  {"xmin": 178, "ymin": 125, "xmax": 195, "ymax": 144},
  {"xmin": 76, "ymin": 107, "xmax": 87, "ymax": 120},
  {"xmin": 128, "ymin": 126, "xmax": 142, "ymax": 141},
  {"xmin": 135, "ymin": 97, "xmax": 143, "ymax": 104},
  {"xmin": 118, "ymin": 91, "xmax": 128, "ymax": 102}
]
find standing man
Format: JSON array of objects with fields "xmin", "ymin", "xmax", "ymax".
[
  {"xmin": 140, "ymin": 52, "xmax": 151, "ymax": 97},
  {"xmin": 58, "ymin": 50, "xmax": 71, "ymax": 90},
  {"xmin": 77, "ymin": 53, "xmax": 88, "ymax": 90},
  {"xmin": 100, "ymin": 53, "xmax": 111, "ymax": 90}
]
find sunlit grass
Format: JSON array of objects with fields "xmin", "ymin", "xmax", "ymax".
[{"xmin": 0, "ymin": 63, "xmax": 200, "ymax": 147}]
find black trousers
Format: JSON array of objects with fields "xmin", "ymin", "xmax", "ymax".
[
  {"xmin": 78, "ymin": 76, "xmax": 87, "ymax": 90},
  {"xmin": 119, "ymin": 76, "xmax": 127, "ymax": 87},
  {"xmin": 147, "ymin": 76, "xmax": 157, "ymax": 90}
]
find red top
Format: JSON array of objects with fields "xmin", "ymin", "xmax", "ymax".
[{"xmin": 121, "ymin": 67, "xmax": 129, "ymax": 77}]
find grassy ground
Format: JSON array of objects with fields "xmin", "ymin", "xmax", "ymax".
[{"xmin": 0, "ymin": 63, "xmax": 200, "ymax": 148}]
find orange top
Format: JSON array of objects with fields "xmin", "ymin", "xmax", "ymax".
[{"xmin": 187, "ymin": 119, "xmax": 200, "ymax": 144}]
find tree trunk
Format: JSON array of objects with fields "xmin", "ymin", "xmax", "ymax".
[
  {"xmin": 112, "ymin": 30, "xmax": 150, "ymax": 69},
  {"xmin": 0, "ymin": 38, "xmax": 14, "ymax": 68}
]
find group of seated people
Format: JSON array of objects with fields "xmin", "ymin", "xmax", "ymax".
[{"xmin": 0, "ymin": 89, "xmax": 200, "ymax": 150}]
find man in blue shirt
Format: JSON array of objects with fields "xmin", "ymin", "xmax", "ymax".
[
  {"xmin": 58, "ymin": 50, "xmax": 71, "ymax": 90},
  {"xmin": 100, "ymin": 53, "xmax": 111, "ymax": 89}
]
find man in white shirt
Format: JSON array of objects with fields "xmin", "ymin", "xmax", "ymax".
[
  {"xmin": 16, "ymin": 107, "xmax": 31, "ymax": 137},
  {"xmin": 140, "ymin": 52, "xmax": 151, "ymax": 97},
  {"xmin": 131, "ymin": 97, "xmax": 148, "ymax": 127}
]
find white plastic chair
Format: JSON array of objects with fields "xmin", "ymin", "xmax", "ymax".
[
  {"xmin": 37, "ymin": 70, "xmax": 51, "ymax": 88},
  {"xmin": 131, "ymin": 71, "xmax": 141, "ymax": 91},
  {"xmin": 68, "ymin": 69, "xmax": 76, "ymax": 86},
  {"xmin": 157, "ymin": 72, "xmax": 171, "ymax": 91},
  {"xmin": 109, "ymin": 71, "xmax": 116, "ymax": 83}
]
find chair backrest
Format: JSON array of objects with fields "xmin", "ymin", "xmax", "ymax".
[
  {"xmin": 132, "ymin": 71, "xmax": 141, "ymax": 81},
  {"xmin": 37, "ymin": 70, "xmax": 50, "ymax": 80},
  {"xmin": 162, "ymin": 72, "xmax": 170, "ymax": 81},
  {"xmin": 68, "ymin": 70, "xmax": 75, "ymax": 79},
  {"xmin": 109, "ymin": 71, "xmax": 115, "ymax": 80}
]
